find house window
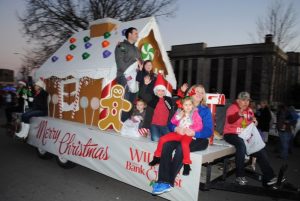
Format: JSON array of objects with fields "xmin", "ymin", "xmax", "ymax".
[
  {"xmin": 191, "ymin": 59, "xmax": 198, "ymax": 85},
  {"xmin": 251, "ymin": 57, "xmax": 262, "ymax": 100},
  {"xmin": 174, "ymin": 60, "xmax": 180, "ymax": 84},
  {"xmin": 183, "ymin": 59, "xmax": 188, "ymax": 84},
  {"xmin": 209, "ymin": 58, "xmax": 218, "ymax": 92},
  {"xmin": 222, "ymin": 58, "xmax": 232, "ymax": 97},
  {"xmin": 236, "ymin": 57, "xmax": 247, "ymax": 96}
]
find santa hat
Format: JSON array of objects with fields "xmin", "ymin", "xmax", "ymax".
[
  {"xmin": 35, "ymin": 79, "xmax": 46, "ymax": 90},
  {"xmin": 153, "ymin": 73, "xmax": 172, "ymax": 97},
  {"xmin": 18, "ymin": 81, "xmax": 27, "ymax": 86}
]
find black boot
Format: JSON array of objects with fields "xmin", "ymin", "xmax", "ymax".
[
  {"xmin": 149, "ymin": 156, "xmax": 160, "ymax": 166},
  {"xmin": 183, "ymin": 164, "xmax": 191, "ymax": 175}
]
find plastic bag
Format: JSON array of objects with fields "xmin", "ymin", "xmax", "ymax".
[
  {"xmin": 238, "ymin": 123, "xmax": 265, "ymax": 155},
  {"xmin": 124, "ymin": 62, "xmax": 139, "ymax": 93},
  {"xmin": 120, "ymin": 119, "xmax": 141, "ymax": 137}
]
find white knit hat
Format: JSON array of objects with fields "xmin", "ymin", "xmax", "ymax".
[{"xmin": 35, "ymin": 79, "xmax": 45, "ymax": 90}]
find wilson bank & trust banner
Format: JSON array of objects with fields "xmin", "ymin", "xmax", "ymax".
[{"xmin": 27, "ymin": 117, "xmax": 202, "ymax": 201}]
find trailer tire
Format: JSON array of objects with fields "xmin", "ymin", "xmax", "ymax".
[
  {"xmin": 56, "ymin": 156, "xmax": 76, "ymax": 169},
  {"xmin": 36, "ymin": 148, "xmax": 52, "ymax": 159}
]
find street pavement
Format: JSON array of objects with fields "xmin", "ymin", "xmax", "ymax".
[{"xmin": 0, "ymin": 107, "xmax": 299, "ymax": 201}]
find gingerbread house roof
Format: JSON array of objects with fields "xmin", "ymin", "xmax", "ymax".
[{"xmin": 35, "ymin": 17, "xmax": 176, "ymax": 89}]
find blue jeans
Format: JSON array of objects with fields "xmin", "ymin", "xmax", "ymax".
[
  {"xmin": 224, "ymin": 134, "xmax": 275, "ymax": 182},
  {"xmin": 278, "ymin": 131, "xmax": 293, "ymax": 160},
  {"xmin": 150, "ymin": 125, "xmax": 169, "ymax": 142},
  {"xmin": 158, "ymin": 138, "xmax": 209, "ymax": 186},
  {"xmin": 22, "ymin": 109, "xmax": 47, "ymax": 123}
]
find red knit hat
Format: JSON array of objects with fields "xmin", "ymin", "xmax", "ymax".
[
  {"xmin": 153, "ymin": 73, "xmax": 171, "ymax": 97},
  {"xmin": 18, "ymin": 81, "xmax": 26, "ymax": 86}
]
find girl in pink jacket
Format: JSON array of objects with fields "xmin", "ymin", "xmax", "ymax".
[{"xmin": 149, "ymin": 96, "xmax": 203, "ymax": 175}]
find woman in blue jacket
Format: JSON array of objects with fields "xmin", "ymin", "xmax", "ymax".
[{"xmin": 151, "ymin": 84, "xmax": 213, "ymax": 195}]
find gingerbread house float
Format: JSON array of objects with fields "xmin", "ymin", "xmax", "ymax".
[{"xmin": 35, "ymin": 17, "xmax": 176, "ymax": 127}]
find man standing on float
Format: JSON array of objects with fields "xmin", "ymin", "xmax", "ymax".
[{"xmin": 115, "ymin": 27, "xmax": 141, "ymax": 122}]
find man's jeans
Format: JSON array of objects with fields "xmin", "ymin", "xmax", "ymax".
[
  {"xmin": 278, "ymin": 131, "xmax": 293, "ymax": 160},
  {"xmin": 224, "ymin": 134, "xmax": 275, "ymax": 182}
]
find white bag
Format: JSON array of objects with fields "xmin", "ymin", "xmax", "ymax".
[
  {"xmin": 238, "ymin": 123, "xmax": 265, "ymax": 155},
  {"xmin": 124, "ymin": 62, "xmax": 139, "ymax": 93},
  {"xmin": 120, "ymin": 119, "xmax": 141, "ymax": 138}
]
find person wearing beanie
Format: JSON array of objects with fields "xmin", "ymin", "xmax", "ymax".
[
  {"xmin": 147, "ymin": 73, "xmax": 174, "ymax": 141},
  {"xmin": 15, "ymin": 79, "xmax": 48, "ymax": 139},
  {"xmin": 4, "ymin": 80, "xmax": 32, "ymax": 126}
]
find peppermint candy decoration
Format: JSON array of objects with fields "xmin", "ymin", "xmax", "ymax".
[{"xmin": 141, "ymin": 43, "xmax": 155, "ymax": 61}]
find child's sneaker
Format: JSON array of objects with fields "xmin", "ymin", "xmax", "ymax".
[
  {"xmin": 152, "ymin": 183, "xmax": 172, "ymax": 195},
  {"xmin": 235, "ymin": 177, "xmax": 248, "ymax": 185}
]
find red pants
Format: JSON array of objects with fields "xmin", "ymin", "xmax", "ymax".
[{"xmin": 154, "ymin": 132, "xmax": 192, "ymax": 164}]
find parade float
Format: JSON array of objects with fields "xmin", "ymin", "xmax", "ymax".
[{"xmin": 26, "ymin": 17, "xmax": 232, "ymax": 201}]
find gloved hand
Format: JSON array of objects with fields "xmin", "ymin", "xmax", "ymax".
[{"xmin": 22, "ymin": 94, "xmax": 28, "ymax": 100}]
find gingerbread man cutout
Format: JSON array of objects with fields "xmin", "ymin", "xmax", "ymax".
[{"xmin": 98, "ymin": 84, "xmax": 132, "ymax": 132}]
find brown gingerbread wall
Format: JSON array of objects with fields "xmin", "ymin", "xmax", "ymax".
[
  {"xmin": 46, "ymin": 77, "xmax": 102, "ymax": 127},
  {"xmin": 90, "ymin": 23, "xmax": 116, "ymax": 38},
  {"xmin": 138, "ymin": 30, "xmax": 168, "ymax": 75}
]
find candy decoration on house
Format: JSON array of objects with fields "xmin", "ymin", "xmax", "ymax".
[
  {"xmin": 69, "ymin": 37, "xmax": 76, "ymax": 43},
  {"xmin": 103, "ymin": 50, "xmax": 111, "ymax": 58},
  {"xmin": 70, "ymin": 78, "xmax": 83, "ymax": 119},
  {"xmin": 141, "ymin": 43, "xmax": 155, "ymax": 61},
  {"xmin": 47, "ymin": 95, "xmax": 51, "ymax": 116},
  {"xmin": 99, "ymin": 79, "xmax": 117, "ymax": 129},
  {"xmin": 66, "ymin": 54, "xmax": 74, "ymax": 61},
  {"xmin": 122, "ymin": 29, "xmax": 127, "ymax": 36},
  {"xmin": 51, "ymin": 56, "xmax": 58, "ymax": 62},
  {"xmin": 104, "ymin": 32, "xmax": 111, "ymax": 39},
  {"xmin": 57, "ymin": 81, "xmax": 63, "ymax": 119},
  {"xmin": 90, "ymin": 97, "xmax": 100, "ymax": 126},
  {"xmin": 69, "ymin": 44, "xmax": 76, "ymax": 50},
  {"xmin": 82, "ymin": 52, "xmax": 90, "ymax": 60},
  {"xmin": 98, "ymin": 84, "xmax": 132, "ymax": 132},
  {"xmin": 80, "ymin": 96, "xmax": 89, "ymax": 125},
  {"xmin": 51, "ymin": 94, "xmax": 59, "ymax": 118},
  {"xmin": 102, "ymin": 40, "xmax": 110, "ymax": 48},
  {"xmin": 84, "ymin": 42, "xmax": 92, "ymax": 49},
  {"xmin": 83, "ymin": 36, "xmax": 90, "ymax": 42}
]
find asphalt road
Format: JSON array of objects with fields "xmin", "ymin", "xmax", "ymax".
[{"xmin": 0, "ymin": 108, "xmax": 299, "ymax": 201}]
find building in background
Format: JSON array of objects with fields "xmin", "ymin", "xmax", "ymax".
[
  {"xmin": 168, "ymin": 35, "xmax": 300, "ymax": 104},
  {"xmin": 0, "ymin": 69, "xmax": 14, "ymax": 86}
]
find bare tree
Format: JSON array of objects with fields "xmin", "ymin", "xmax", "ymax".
[
  {"xmin": 254, "ymin": 0, "xmax": 299, "ymax": 51},
  {"xmin": 18, "ymin": 0, "xmax": 177, "ymax": 74}
]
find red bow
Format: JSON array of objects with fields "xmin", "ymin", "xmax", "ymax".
[{"xmin": 176, "ymin": 99, "xmax": 183, "ymax": 109}]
